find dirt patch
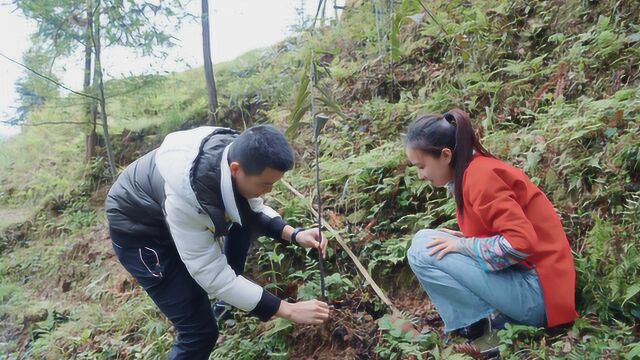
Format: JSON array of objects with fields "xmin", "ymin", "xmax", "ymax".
[
  {"xmin": 0, "ymin": 207, "xmax": 32, "ymax": 230},
  {"xmin": 0, "ymin": 207, "xmax": 34, "ymax": 254},
  {"xmin": 289, "ymin": 306, "xmax": 378, "ymax": 360},
  {"xmin": 286, "ymin": 286, "xmax": 444, "ymax": 359},
  {"xmin": 391, "ymin": 288, "xmax": 443, "ymax": 335}
]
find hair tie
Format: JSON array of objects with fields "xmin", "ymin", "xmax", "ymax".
[{"xmin": 443, "ymin": 113, "xmax": 456, "ymax": 127}]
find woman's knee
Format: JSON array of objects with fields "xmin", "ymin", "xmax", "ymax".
[
  {"xmin": 413, "ymin": 229, "xmax": 441, "ymax": 245},
  {"xmin": 410, "ymin": 229, "xmax": 442, "ymax": 251},
  {"xmin": 407, "ymin": 230, "xmax": 440, "ymax": 266}
]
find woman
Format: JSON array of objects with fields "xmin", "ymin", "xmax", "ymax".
[{"xmin": 404, "ymin": 109, "xmax": 577, "ymax": 350}]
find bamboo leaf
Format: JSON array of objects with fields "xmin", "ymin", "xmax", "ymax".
[
  {"xmin": 285, "ymin": 50, "xmax": 311, "ymax": 138},
  {"xmin": 622, "ymin": 283, "xmax": 640, "ymax": 307}
]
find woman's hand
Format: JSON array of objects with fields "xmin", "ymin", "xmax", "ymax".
[
  {"xmin": 295, "ymin": 228, "xmax": 328, "ymax": 258},
  {"xmin": 426, "ymin": 237, "xmax": 461, "ymax": 260},
  {"xmin": 438, "ymin": 228, "xmax": 464, "ymax": 237}
]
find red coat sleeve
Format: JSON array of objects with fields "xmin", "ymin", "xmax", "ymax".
[{"xmin": 464, "ymin": 167, "xmax": 537, "ymax": 255}]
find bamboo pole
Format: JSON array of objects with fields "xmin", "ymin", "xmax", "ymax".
[{"xmin": 281, "ymin": 180, "xmax": 399, "ymax": 314}]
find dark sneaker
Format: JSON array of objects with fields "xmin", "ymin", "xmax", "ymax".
[
  {"xmin": 455, "ymin": 312, "xmax": 514, "ymax": 358},
  {"xmin": 488, "ymin": 311, "xmax": 514, "ymax": 330},
  {"xmin": 470, "ymin": 327, "xmax": 501, "ymax": 358},
  {"xmin": 456, "ymin": 318, "xmax": 487, "ymax": 341},
  {"xmin": 212, "ymin": 300, "xmax": 232, "ymax": 322}
]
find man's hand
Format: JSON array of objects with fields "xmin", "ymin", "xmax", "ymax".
[
  {"xmin": 295, "ymin": 228, "xmax": 328, "ymax": 258},
  {"xmin": 275, "ymin": 300, "xmax": 330, "ymax": 324}
]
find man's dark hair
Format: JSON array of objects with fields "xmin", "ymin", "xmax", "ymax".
[{"xmin": 228, "ymin": 125, "xmax": 295, "ymax": 175}]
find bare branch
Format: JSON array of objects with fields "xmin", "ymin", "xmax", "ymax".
[
  {"xmin": 0, "ymin": 52, "xmax": 100, "ymax": 101},
  {"xmin": 1, "ymin": 120, "xmax": 102, "ymax": 127}
]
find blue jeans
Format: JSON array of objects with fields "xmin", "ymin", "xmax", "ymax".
[
  {"xmin": 109, "ymin": 224, "xmax": 257, "ymax": 360},
  {"xmin": 407, "ymin": 229, "xmax": 546, "ymax": 333}
]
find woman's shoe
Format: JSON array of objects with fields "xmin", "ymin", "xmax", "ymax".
[
  {"xmin": 456, "ymin": 318, "xmax": 487, "ymax": 341},
  {"xmin": 456, "ymin": 312, "xmax": 514, "ymax": 358}
]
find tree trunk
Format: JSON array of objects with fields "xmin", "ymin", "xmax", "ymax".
[
  {"xmin": 92, "ymin": 1, "xmax": 117, "ymax": 179},
  {"xmin": 201, "ymin": 0, "xmax": 218, "ymax": 125},
  {"xmin": 321, "ymin": 0, "xmax": 327, "ymax": 27},
  {"xmin": 84, "ymin": 0, "xmax": 97, "ymax": 162}
]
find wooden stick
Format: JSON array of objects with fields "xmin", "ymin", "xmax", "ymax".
[{"xmin": 281, "ymin": 179, "xmax": 399, "ymax": 314}]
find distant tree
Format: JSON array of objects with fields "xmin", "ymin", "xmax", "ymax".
[
  {"xmin": 15, "ymin": 0, "xmax": 191, "ymax": 171},
  {"xmin": 201, "ymin": 0, "xmax": 218, "ymax": 125}
]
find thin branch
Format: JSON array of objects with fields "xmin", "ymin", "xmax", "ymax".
[
  {"xmin": 0, "ymin": 52, "xmax": 100, "ymax": 101},
  {"xmin": 1, "ymin": 120, "xmax": 102, "ymax": 127},
  {"xmin": 415, "ymin": 0, "xmax": 449, "ymax": 36},
  {"xmin": 311, "ymin": 0, "xmax": 325, "ymax": 29},
  {"xmin": 15, "ymin": 80, "xmax": 155, "ymax": 109}
]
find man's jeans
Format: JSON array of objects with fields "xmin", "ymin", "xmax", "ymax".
[{"xmin": 109, "ymin": 224, "xmax": 257, "ymax": 360}]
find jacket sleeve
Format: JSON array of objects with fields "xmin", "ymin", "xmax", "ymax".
[
  {"xmin": 457, "ymin": 234, "xmax": 530, "ymax": 271},
  {"xmin": 248, "ymin": 197, "xmax": 288, "ymax": 244},
  {"xmin": 163, "ymin": 186, "xmax": 281, "ymax": 321},
  {"xmin": 464, "ymin": 167, "xmax": 537, "ymax": 256}
]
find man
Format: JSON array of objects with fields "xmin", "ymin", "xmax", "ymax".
[{"xmin": 105, "ymin": 125, "xmax": 330, "ymax": 359}]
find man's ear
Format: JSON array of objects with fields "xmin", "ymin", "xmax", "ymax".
[{"xmin": 229, "ymin": 162, "xmax": 241, "ymax": 177}]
